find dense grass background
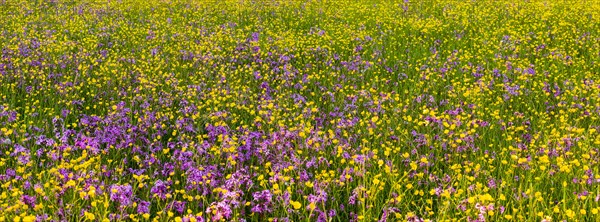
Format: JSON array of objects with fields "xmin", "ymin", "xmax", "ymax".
[{"xmin": 1, "ymin": 0, "xmax": 599, "ymax": 221}]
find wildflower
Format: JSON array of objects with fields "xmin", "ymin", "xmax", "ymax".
[
  {"xmin": 109, "ymin": 184, "xmax": 133, "ymax": 206},
  {"xmin": 215, "ymin": 201, "xmax": 233, "ymax": 220},
  {"xmin": 151, "ymin": 180, "xmax": 169, "ymax": 199},
  {"xmin": 290, "ymin": 201, "xmax": 302, "ymax": 210},
  {"xmin": 251, "ymin": 190, "xmax": 273, "ymax": 213},
  {"xmin": 308, "ymin": 202, "xmax": 316, "ymax": 211},
  {"xmin": 84, "ymin": 212, "xmax": 95, "ymax": 221}
]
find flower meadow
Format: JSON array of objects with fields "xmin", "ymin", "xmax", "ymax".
[{"xmin": 1, "ymin": 0, "xmax": 600, "ymax": 221}]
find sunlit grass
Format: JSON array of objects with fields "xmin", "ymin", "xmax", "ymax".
[{"xmin": 0, "ymin": 0, "xmax": 599, "ymax": 221}]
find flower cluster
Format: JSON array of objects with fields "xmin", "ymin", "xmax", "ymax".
[{"xmin": 0, "ymin": 0, "xmax": 599, "ymax": 221}]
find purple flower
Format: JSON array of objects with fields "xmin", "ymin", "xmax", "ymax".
[
  {"xmin": 251, "ymin": 190, "xmax": 273, "ymax": 213},
  {"xmin": 487, "ymin": 178, "xmax": 497, "ymax": 189},
  {"xmin": 172, "ymin": 201, "xmax": 186, "ymax": 214},
  {"xmin": 109, "ymin": 184, "xmax": 133, "ymax": 206},
  {"xmin": 151, "ymin": 180, "xmax": 169, "ymax": 199},
  {"xmin": 21, "ymin": 195, "xmax": 36, "ymax": 208},
  {"xmin": 207, "ymin": 201, "xmax": 232, "ymax": 221},
  {"xmin": 137, "ymin": 200, "xmax": 150, "ymax": 214},
  {"xmin": 250, "ymin": 32, "xmax": 260, "ymax": 42},
  {"xmin": 505, "ymin": 84, "xmax": 520, "ymax": 96}
]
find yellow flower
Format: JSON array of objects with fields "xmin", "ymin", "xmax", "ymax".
[
  {"xmin": 84, "ymin": 212, "xmax": 96, "ymax": 221},
  {"xmin": 565, "ymin": 209, "xmax": 574, "ymax": 218},
  {"xmin": 66, "ymin": 180, "xmax": 76, "ymax": 187},
  {"xmin": 429, "ymin": 189, "xmax": 436, "ymax": 195},
  {"xmin": 308, "ymin": 202, "xmax": 316, "ymax": 210},
  {"xmin": 371, "ymin": 116, "xmax": 379, "ymax": 122},
  {"xmin": 305, "ymin": 181, "xmax": 314, "ymax": 188},
  {"xmin": 88, "ymin": 189, "xmax": 96, "ymax": 198},
  {"xmin": 290, "ymin": 201, "xmax": 302, "ymax": 210}
]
